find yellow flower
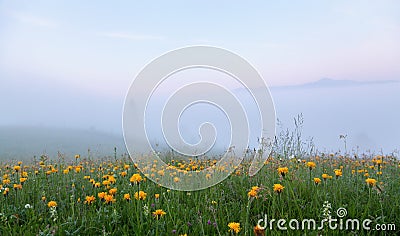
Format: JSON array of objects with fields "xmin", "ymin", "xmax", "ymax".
[
  {"xmin": 277, "ymin": 167, "xmax": 289, "ymax": 177},
  {"xmin": 251, "ymin": 186, "xmax": 260, "ymax": 191},
  {"xmin": 248, "ymin": 186, "xmax": 260, "ymax": 198},
  {"xmin": 47, "ymin": 201, "xmax": 57, "ymax": 208},
  {"xmin": 108, "ymin": 175, "xmax": 116, "ymax": 184},
  {"xmin": 13, "ymin": 184, "xmax": 22, "ymax": 190},
  {"xmin": 104, "ymin": 194, "xmax": 116, "ymax": 204},
  {"xmin": 314, "ymin": 178, "xmax": 321, "ymax": 185},
  {"xmin": 108, "ymin": 188, "xmax": 117, "ymax": 195},
  {"xmin": 306, "ymin": 162, "xmax": 316, "ymax": 169},
  {"xmin": 75, "ymin": 154, "xmax": 80, "ymax": 159},
  {"xmin": 365, "ymin": 178, "xmax": 377, "ymax": 187},
  {"xmin": 228, "ymin": 222, "xmax": 241, "ymax": 234},
  {"xmin": 120, "ymin": 171, "xmax": 127, "ymax": 177},
  {"xmin": 322, "ymin": 173, "xmax": 329, "ymax": 180},
  {"xmin": 334, "ymin": 169, "xmax": 342, "ymax": 177},
  {"xmin": 173, "ymin": 177, "xmax": 180, "ymax": 183},
  {"xmin": 13, "ymin": 166, "xmax": 21, "ymax": 172},
  {"xmin": 130, "ymin": 173, "xmax": 143, "ymax": 184},
  {"xmin": 155, "ymin": 194, "xmax": 160, "ymax": 199},
  {"xmin": 124, "ymin": 193, "xmax": 131, "ymax": 201},
  {"xmin": 98, "ymin": 192, "xmax": 106, "ymax": 199},
  {"xmin": 84, "ymin": 195, "xmax": 96, "ymax": 205},
  {"xmin": 254, "ymin": 224, "xmax": 265, "ymax": 236},
  {"xmin": 20, "ymin": 177, "xmax": 27, "ymax": 183},
  {"xmin": 134, "ymin": 191, "xmax": 147, "ymax": 200},
  {"xmin": 248, "ymin": 189, "xmax": 258, "ymax": 198},
  {"xmin": 273, "ymin": 184, "xmax": 284, "ymax": 193},
  {"xmin": 153, "ymin": 209, "xmax": 166, "ymax": 219},
  {"xmin": 75, "ymin": 166, "xmax": 82, "ymax": 173}
]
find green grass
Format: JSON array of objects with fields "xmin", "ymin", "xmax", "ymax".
[{"xmin": 0, "ymin": 154, "xmax": 399, "ymax": 235}]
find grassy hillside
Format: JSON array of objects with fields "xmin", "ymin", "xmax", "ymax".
[{"xmin": 0, "ymin": 126, "xmax": 126, "ymax": 161}]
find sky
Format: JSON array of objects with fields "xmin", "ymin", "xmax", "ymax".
[{"xmin": 0, "ymin": 1, "xmax": 400, "ymax": 156}]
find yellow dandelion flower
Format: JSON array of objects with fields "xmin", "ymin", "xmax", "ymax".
[
  {"xmin": 104, "ymin": 194, "xmax": 116, "ymax": 204},
  {"xmin": 314, "ymin": 178, "xmax": 321, "ymax": 185},
  {"xmin": 365, "ymin": 178, "xmax": 377, "ymax": 187},
  {"xmin": 124, "ymin": 193, "xmax": 131, "ymax": 201},
  {"xmin": 228, "ymin": 222, "xmax": 241, "ymax": 234},
  {"xmin": 98, "ymin": 192, "xmax": 106, "ymax": 199},
  {"xmin": 277, "ymin": 167, "xmax": 289, "ymax": 177},
  {"xmin": 2, "ymin": 187, "xmax": 9, "ymax": 196},
  {"xmin": 84, "ymin": 195, "xmax": 96, "ymax": 205},
  {"xmin": 248, "ymin": 189, "xmax": 258, "ymax": 198},
  {"xmin": 254, "ymin": 224, "xmax": 265, "ymax": 236},
  {"xmin": 13, "ymin": 184, "xmax": 22, "ymax": 190},
  {"xmin": 47, "ymin": 201, "xmax": 57, "ymax": 208},
  {"xmin": 273, "ymin": 184, "xmax": 284, "ymax": 193},
  {"xmin": 134, "ymin": 191, "xmax": 147, "ymax": 200},
  {"xmin": 334, "ymin": 169, "xmax": 342, "ymax": 178},
  {"xmin": 108, "ymin": 188, "xmax": 117, "ymax": 195},
  {"xmin": 306, "ymin": 162, "xmax": 316, "ymax": 169},
  {"xmin": 130, "ymin": 173, "xmax": 143, "ymax": 184},
  {"xmin": 153, "ymin": 209, "xmax": 166, "ymax": 219}
]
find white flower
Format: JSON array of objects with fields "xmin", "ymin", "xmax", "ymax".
[
  {"xmin": 24, "ymin": 204, "xmax": 33, "ymax": 209},
  {"xmin": 289, "ymin": 155, "xmax": 295, "ymax": 160},
  {"xmin": 143, "ymin": 204, "xmax": 149, "ymax": 215}
]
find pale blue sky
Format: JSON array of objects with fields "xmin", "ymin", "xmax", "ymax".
[
  {"xmin": 1, "ymin": 1, "xmax": 399, "ymax": 98},
  {"xmin": 1, "ymin": 1, "xmax": 400, "ymax": 154}
]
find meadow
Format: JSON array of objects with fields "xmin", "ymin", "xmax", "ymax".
[{"xmin": 0, "ymin": 151, "xmax": 399, "ymax": 235}]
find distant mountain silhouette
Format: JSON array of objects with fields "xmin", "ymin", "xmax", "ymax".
[{"xmin": 272, "ymin": 78, "xmax": 399, "ymax": 90}]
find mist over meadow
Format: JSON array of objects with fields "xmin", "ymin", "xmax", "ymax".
[{"xmin": 1, "ymin": 77, "xmax": 398, "ymax": 160}]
